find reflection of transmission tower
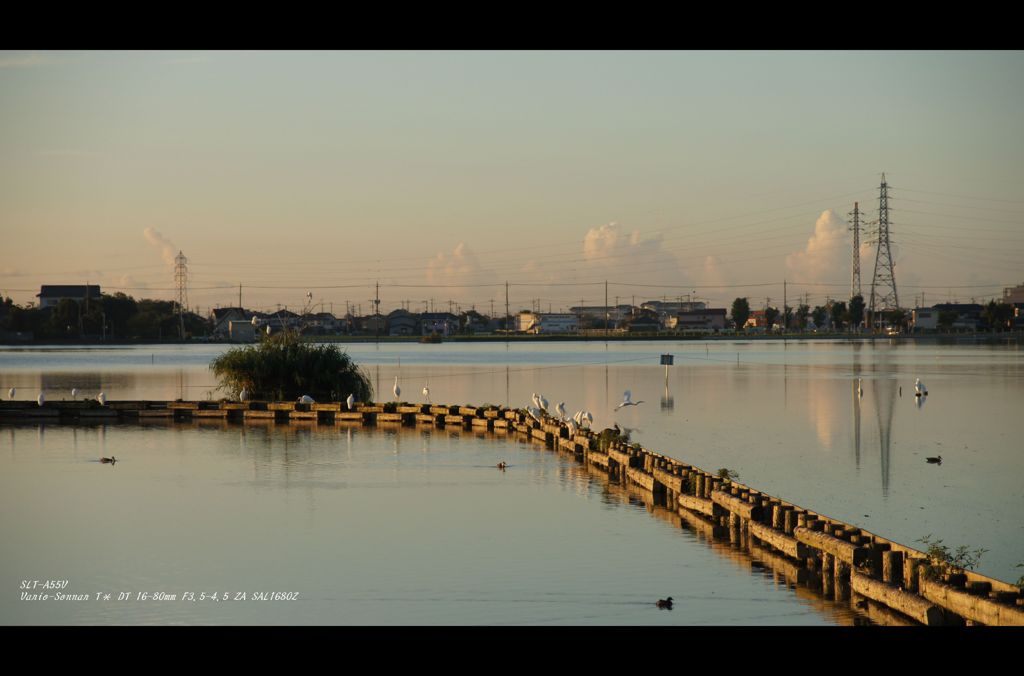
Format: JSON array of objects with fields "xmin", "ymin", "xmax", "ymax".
[
  {"xmin": 848, "ymin": 202, "xmax": 862, "ymax": 299},
  {"xmin": 174, "ymin": 250, "xmax": 188, "ymax": 340},
  {"xmin": 869, "ymin": 174, "xmax": 899, "ymax": 326}
]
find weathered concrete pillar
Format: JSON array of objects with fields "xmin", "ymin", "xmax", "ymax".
[
  {"xmin": 822, "ymin": 552, "xmax": 835, "ymax": 598},
  {"xmin": 882, "ymin": 550, "xmax": 904, "ymax": 586},
  {"xmin": 797, "ymin": 512, "xmax": 808, "ymax": 529},
  {"xmin": 772, "ymin": 504, "xmax": 784, "ymax": 531},
  {"xmin": 694, "ymin": 474, "xmax": 705, "ymax": 498},
  {"xmin": 783, "ymin": 508, "xmax": 797, "ymax": 535},
  {"xmin": 835, "ymin": 560, "xmax": 852, "ymax": 601}
]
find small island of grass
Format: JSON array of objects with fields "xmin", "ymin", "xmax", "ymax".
[{"xmin": 211, "ymin": 332, "xmax": 373, "ymax": 402}]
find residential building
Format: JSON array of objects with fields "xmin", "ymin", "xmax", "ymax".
[
  {"xmin": 420, "ymin": 312, "xmax": 459, "ymax": 336},
  {"xmin": 1003, "ymin": 283, "xmax": 1024, "ymax": 305},
  {"xmin": 667, "ymin": 308, "xmax": 727, "ymax": 332},
  {"xmin": 37, "ymin": 285, "xmax": 101, "ymax": 309}
]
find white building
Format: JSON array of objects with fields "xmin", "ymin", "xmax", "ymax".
[{"xmin": 516, "ymin": 312, "xmax": 578, "ymax": 334}]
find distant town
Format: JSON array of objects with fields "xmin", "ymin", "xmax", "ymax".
[{"xmin": 2, "ymin": 282, "xmax": 1022, "ymax": 343}]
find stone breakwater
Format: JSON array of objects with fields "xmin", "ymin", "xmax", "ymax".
[{"xmin": 3, "ymin": 398, "xmax": 1022, "ymax": 626}]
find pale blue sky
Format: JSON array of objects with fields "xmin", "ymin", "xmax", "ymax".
[{"xmin": 2, "ymin": 50, "xmax": 1022, "ymax": 314}]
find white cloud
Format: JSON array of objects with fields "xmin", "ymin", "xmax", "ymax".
[
  {"xmin": 426, "ymin": 242, "xmax": 488, "ymax": 288},
  {"xmin": 785, "ymin": 210, "xmax": 849, "ymax": 285},
  {"xmin": 580, "ymin": 222, "xmax": 686, "ymax": 283},
  {"xmin": 143, "ymin": 227, "xmax": 178, "ymax": 269}
]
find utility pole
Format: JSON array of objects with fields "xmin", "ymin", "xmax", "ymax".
[
  {"xmin": 869, "ymin": 173, "xmax": 899, "ymax": 329},
  {"xmin": 849, "ymin": 202, "xmax": 862, "ymax": 299},
  {"xmin": 239, "ymin": 283, "xmax": 242, "ymax": 309},
  {"xmin": 505, "ymin": 281, "xmax": 509, "ymax": 334},
  {"xmin": 605, "ymin": 280, "xmax": 609, "ymax": 337}
]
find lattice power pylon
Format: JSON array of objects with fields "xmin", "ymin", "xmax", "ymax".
[
  {"xmin": 174, "ymin": 250, "xmax": 189, "ymax": 339},
  {"xmin": 848, "ymin": 202, "xmax": 862, "ymax": 299},
  {"xmin": 869, "ymin": 174, "xmax": 899, "ymax": 323}
]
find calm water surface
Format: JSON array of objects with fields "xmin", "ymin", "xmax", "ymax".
[{"xmin": 2, "ymin": 339, "xmax": 1021, "ymax": 625}]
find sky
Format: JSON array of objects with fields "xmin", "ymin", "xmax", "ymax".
[{"xmin": 2, "ymin": 50, "xmax": 1022, "ymax": 315}]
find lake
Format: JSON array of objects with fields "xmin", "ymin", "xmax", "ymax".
[{"xmin": 1, "ymin": 339, "xmax": 1021, "ymax": 625}]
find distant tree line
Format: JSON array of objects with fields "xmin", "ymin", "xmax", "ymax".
[{"xmin": 0, "ymin": 293, "xmax": 207, "ymax": 340}]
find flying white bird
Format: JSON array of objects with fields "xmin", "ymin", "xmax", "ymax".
[
  {"xmin": 915, "ymin": 378, "xmax": 928, "ymax": 397},
  {"xmin": 346, "ymin": 393, "xmax": 355, "ymax": 410},
  {"xmin": 555, "ymin": 402, "xmax": 567, "ymax": 421},
  {"xmin": 393, "ymin": 377, "xmax": 401, "ymax": 401},
  {"xmin": 615, "ymin": 390, "xmax": 644, "ymax": 410},
  {"xmin": 37, "ymin": 391, "xmax": 45, "ymax": 407},
  {"xmin": 298, "ymin": 394, "xmax": 315, "ymax": 404},
  {"xmin": 97, "ymin": 392, "xmax": 106, "ymax": 406}
]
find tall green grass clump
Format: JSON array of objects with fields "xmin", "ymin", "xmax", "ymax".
[{"xmin": 211, "ymin": 332, "xmax": 373, "ymax": 402}]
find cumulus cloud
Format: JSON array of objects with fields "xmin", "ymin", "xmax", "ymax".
[
  {"xmin": 144, "ymin": 227, "xmax": 178, "ymax": 268},
  {"xmin": 580, "ymin": 222, "xmax": 686, "ymax": 283},
  {"xmin": 785, "ymin": 210, "xmax": 849, "ymax": 285},
  {"xmin": 426, "ymin": 242, "xmax": 488, "ymax": 288}
]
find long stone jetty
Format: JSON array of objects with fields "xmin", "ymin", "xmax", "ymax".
[{"xmin": 3, "ymin": 397, "xmax": 1022, "ymax": 626}]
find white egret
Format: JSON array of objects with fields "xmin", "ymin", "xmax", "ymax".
[
  {"xmin": 97, "ymin": 392, "xmax": 106, "ymax": 406},
  {"xmin": 579, "ymin": 411, "xmax": 593, "ymax": 428},
  {"xmin": 526, "ymin": 405, "xmax": 543, "ymax": 424},
  {"xmin": 422, "ymin": 385, "xmax": 430, "ymax": 403},
  {"xmin": 393, "ymin": 377, "xmax": 401, "ymax": 401},
  {"xmin": 857, "ymin": 379, "xmax": 863, "ymax": 397},
  {"xmin": 239, "ymin": 388, "xmax": 249, "ymax": 402},
  {"xmin": 346, "ymin": 393, "xmax": 355, "ymax": 410},
  {"xmin": 615, "ymin": 390, "xmax": 644, "ymax": 410},
  {"xmin": 566, "ymin": 418, "xmax": 578, "ymax": 437},
  {"xmin": 531, "ymin": 393, "xmax": 541, "ymax": 410},
  {"xmin": 71, "ymin": 387, "xmax": 78, "ymax": 400},
  {"xmin": 555, "ymin": 402, "xmax": 567, "ymax": 421},
  {"xmin": 298, "ymin": 394, "xmax": 315, "ymax": 404},
  {"xmin": 538, "ymin": 394, "xmax": 549, "ymax": 412},
  {"xmin": 7, "ymin": 387, "xmax": 14, "ymax": 400},
  {"xmin": 37, "ymin": 391, "xmax": 45, "ymax": 407}
]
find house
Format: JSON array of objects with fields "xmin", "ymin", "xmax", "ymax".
[
  {"xmin": 420, "ymin": 312, "xmax": 459, "ymax": 336},
  {"xmin": 210, "ymin": 307, "xmax": 251, "ymax": 337},
  {"xmin": 37, "ymin": 285, "xmax": 101, "ymax": 309},
  {"xmin": 625, "ymin": 314, "xmax": 662, "ymax": 333},
  {"xmin": 387, "ymin": 309, "xmax": 419, "ymax": 336},
  {"xmin": 668, "ymin": 308, "xmax": 727, "ymax": 332},
  {"xmin": 227, "ymin": 320, "xmax": 256, "ymax": 342},
  {"xmin": 913, "ymin": 304, "xmax": 982, "ymax": 332}
]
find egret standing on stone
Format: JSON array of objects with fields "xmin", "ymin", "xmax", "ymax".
[
  {"xmin": 7, "ymin": 387, "xmax": 14, "ymax": 400},
  {"xmin": 298, "ymin": 394, "xmax": 315, "ymax": 404},
  {"xmin": 422, "ymin": 385, "xmax": 430, "ymax": 403},
  {"xmin": 239, "ymin": 388, "xmax": 249, "ymax": 402},
  {"xmin": 71, "ymin": 388, "xmax": 78, "ymax": 400},
  {"xmin": 393, "ymin": 377, "xmax": 401, "ymax": 401},
  {"xmin": 97, "ymin": 392, "xmax": 106, "ymax": 406},
  {"xmin": 37, "ymin": 391, "xmax": 45, "ymax": 407},
  {"xmin": 346, "ymin": 393, "xmax": 355, "ymax": 410},
  {"xmin": 555, "ymin": 402, "xmax": 567, "ymax": 421}
]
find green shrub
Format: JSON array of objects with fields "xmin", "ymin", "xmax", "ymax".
[{"xmin": 211, "ymin": 332, "xmax": 372, "ymax": 402}]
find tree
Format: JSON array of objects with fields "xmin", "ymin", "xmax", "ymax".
[
  {"xmin": 981, "ymin": 301, "xmax": 1014, "ymax": 332},
  {"xmin": 937, "ymin": 310, "xmax": 958, "ymax": 332},
  {"xmin": 795, "ymin": 304, "xmax": 810, "ymax": 331},
  {"xmin": 731, "ymin": 298, "xmax": 750, "ymax": 330},
  {"xmin": 849, "ymin": 295, "xmax": 865, "ymax": 330},
  {"xmin": 811, "ymin": 305, "xmax": 827, "ymax": 330},
  {"xmin": 211, "ymin": 331, "xmax": 373, "ymax": 402},
  {"xmin": 782, "ymin": 305, "xmax": 793, "ymax": 332},
  {"xmin": 830, "ymin": 301, "xmax": 847, "ymax": 332},
  {"xmin": 764, "ymin": 306, "xmax": 780, "ymax": 331}
]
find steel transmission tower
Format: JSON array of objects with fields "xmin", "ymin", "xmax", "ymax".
[
  {"xmin": 869, "ymin": 174, "xmax": 899, "ymax": 324},
  {"xmin": 174, "ymin": 250, "xmax": 189, "ymax": 339},
  {"xmin": 848, "ymin": 202, "xmax": 862, "ymax": 299}
]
